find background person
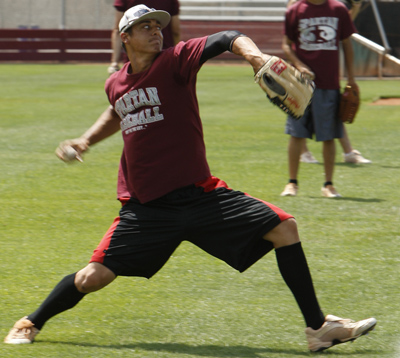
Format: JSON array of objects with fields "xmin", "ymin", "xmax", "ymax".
[
  {"xmin": 281, "ymin": 0, "xmax": 360, "ymax": 198},
  {"xmin": 287, "ymin": 0, "xmax": 371, "ymax": 165}
]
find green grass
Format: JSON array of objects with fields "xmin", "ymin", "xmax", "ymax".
[{"xmin": 1, "ymin": 63, "xmax": 399, "ymax": 358}]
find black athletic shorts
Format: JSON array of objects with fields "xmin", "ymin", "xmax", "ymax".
[{"xmin": 90, "ymin": 178, "xmax": 293, "ymax": 278}]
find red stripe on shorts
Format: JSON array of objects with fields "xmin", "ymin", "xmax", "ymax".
[
  {"xmin": 196, "ymin": 176, "xmax": 293, "ymax": 222},
  {"xmin": 195, "ymin": 176, "xmax": 229, "ymax": 192},
  {"xmin": 90, "ymin": 217, "xmax": 120, "ymax": 264},
  {"xmin": 246, "ymin": 194, "xmax": 294, "ymax": 222}
]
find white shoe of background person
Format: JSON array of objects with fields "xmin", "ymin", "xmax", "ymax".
[
  {"xmin": 343, "ymin": 149, "xmax": 372, "ymax": 164},
  {"xmin": 321, "ymin": 185, "xmax": 342, "ymax": 198},
  {"xmin": 300, "ymin": 151, "xmax": 319, "ymax": 164},
  {"xmin": 280, "ymin": 183, "xmax": 298, "ymax": 197},
  {"xmin": 107, "ymin": 62, "xmax": 120, "ymax": 75}
]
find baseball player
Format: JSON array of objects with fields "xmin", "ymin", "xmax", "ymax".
[{"xmin": 5, "ymin": 4, "xmax": 376, "ymax": 352}]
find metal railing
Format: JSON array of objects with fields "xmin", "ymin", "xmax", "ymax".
[{"xmin": 179, "ymin": 0, "xmax": 286, "ymax": 21}]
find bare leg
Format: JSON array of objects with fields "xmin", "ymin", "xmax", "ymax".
[
  {"xmin": 322, "ymin": 139, "xmax": 335, "ymax": 183},
  {"xmin": 340, "ymin": 126, "xmax": 372, "ymax": 164},
  {"xmin": 338, "ymin": 126, "xmax": 352, "ymax": 154},
  {"xmin": 281, "ymin": 137, "xmax": 304, "ymax": 196},
  {"xmin": 288, "ymin": 136, "xmax": 303, "ymax": 180},
  {"xmin": 301, "ymin": 139, "xmax": 309, "ymax": 155},
  {"xmin": 75, "ymin": 262, "xmax": 116, "ymax": 293}
]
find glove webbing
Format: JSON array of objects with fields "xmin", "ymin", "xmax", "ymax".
[{"xmin": 267, "ymin": 94, "xmax": 303, "ymax": 119}]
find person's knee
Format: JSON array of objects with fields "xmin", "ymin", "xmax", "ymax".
[
  {"xmin": 75, "ymin": 263, "xmax": 115, "ymax": 293},
  {"xmin": 277, "ymin": 217, "xmax": 299, "ymax": 241},
  {"xmin": 263, "ymin": 218, "xmax": 300, "ymax": 248}
]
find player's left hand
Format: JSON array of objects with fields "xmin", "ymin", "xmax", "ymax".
[
  {"xmin": 338, "ymin": 84, "xmax": 360, "ymax": 124},
  {"xmin": 254, "ymin": 56, "xmax": 315, "ymax": 119},
  {"xmin": 346, "ymin": 81, "xmax": 359, "ymax": 95}
]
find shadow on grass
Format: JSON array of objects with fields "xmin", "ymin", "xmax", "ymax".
[
  {"xmin": 314, "ymin": 163, "xmax": 400, "ymax": 170},
  {"xmin": 313, "ymin": 163, "xmax": 372, "ymax": 168},
  {"xmin": 40, "ymin": 340, "xmax": 380, "ymax": 357},
  {"xmin": 331, "ymin": 197, "xmax": 385, "ymax": 203},
  {"xmin": 308, "ymin": 196, "xmax": 385, "ymax": 203},
  {"xmin": 335, "ymin": 163, "xmax": 371, "ymax": 168}
]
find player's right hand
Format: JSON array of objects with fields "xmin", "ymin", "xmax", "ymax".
[{"xmin": 55, "ymin": 138, "xmax": 88, "ymax": 163}]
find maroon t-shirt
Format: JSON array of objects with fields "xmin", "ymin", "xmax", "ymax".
[
  {"xmin": 114, "ymin": 0, "xmax": 180, "ymax": 49},
  {"xmin": 285, "ymin": 0, "xmax": 356, "ymax": 89},
  {"xmin": 105, "ymin": 37, "xmax": 212, "ymax": 203}
]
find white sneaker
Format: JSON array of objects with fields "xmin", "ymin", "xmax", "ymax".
[
  {"xmin": 280, "ymin": 183, "xmax": 298, "ymax": 196},
  {"xmin": 305, "ymin": 314, "xmax": 377, "ymax": 352},
  {"xmin": 107, "ymin": 63, "xmax": 120, "ymax": 75},
  {"xmin": 300, "ymin": 151, "xmax": 319, "ymax": 164},
  {"xmin": 4, "ymin": 317, "xmax": 40, "ymax": 344},
  {"xmin": 321, "ymin": 185, "xmax": 342, "ymax": 198},
  {"xmin": 344, "ymin": 150, "xmax": 372, "ymax": 164}
]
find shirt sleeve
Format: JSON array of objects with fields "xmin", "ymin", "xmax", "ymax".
[
  {"xmin": 284, "ymin": 6, "xmax": 298, "ymax": 42},
  {"xmin": 338, "ymin": 5, "xmax": 357, "ymax": 40},
  {"xmin": 172, "ymin": 37, "xmax": 208, "ymax": 82}
]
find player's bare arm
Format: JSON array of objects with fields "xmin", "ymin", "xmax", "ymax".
[
  {"xmin": 342, "ymin": 37, "xmax": 358, "ymax": 90},
  {"xmin": 56, "ymin": 105, "xmax": 121, "ymax": 162},
  {"xmin": 282, "ymin": 35, "xmax": 315, "ymax": 79},
  {"xmin": 230, "ymin": 35, "xmax": 271, "ymax": 73}
]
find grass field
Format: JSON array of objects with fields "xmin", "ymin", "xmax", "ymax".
[{"xmin": 1, "ymin": 63, "xmax": 399, "ymax": 358}]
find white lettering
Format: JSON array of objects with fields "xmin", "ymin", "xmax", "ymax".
[
  {"xmin": 122, "ymin": 90, "xmax": 138, "ymax": 113},
  {"xmin": 115, "ymin": 87, "xmax": 162, "ymax": 117},
  {"xmin": 120, "ymin": 106, "xmax": 164, "ymax": 133},
  {"xmin": 138, "ymin": 88, "xmax": 150, "ymax": 108},
  {"xmin": 146, "ymin": 87, "xmax": 161, "ymax": 106},
  {"xmin": 298, "ymin": 17, "xmax": 339, "ymax": 52},
  {"xmin": 299, "ymin": 17, "xmax": 339, "ymax": 30}
]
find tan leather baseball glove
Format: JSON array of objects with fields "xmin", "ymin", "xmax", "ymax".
[{"xmin": 254, "ymin": 56, "xmax": 315, "ymax": 119}]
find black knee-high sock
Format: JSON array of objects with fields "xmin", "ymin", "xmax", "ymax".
[
  {"xmin": 275, "ymin": 242, "xmax": 325, "ymax": 330},
  {"xmin": 27, "ymin": 273, "xmax": 86, "ymax": 330}
]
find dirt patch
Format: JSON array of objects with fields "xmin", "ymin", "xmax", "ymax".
[{"xmin": 371, "ymin": 97, "xmax": 400, "ymax": 105}]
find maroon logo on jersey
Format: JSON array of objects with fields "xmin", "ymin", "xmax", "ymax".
[{"xmin": 271, "ymin": 59, "xmax": 287, "ymax": 76}]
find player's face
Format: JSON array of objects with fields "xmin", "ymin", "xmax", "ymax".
[{"xmin": 126, "ymin": 19, "xmax": 164, "ymax": 54}]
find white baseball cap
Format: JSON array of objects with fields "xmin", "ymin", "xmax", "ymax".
[{"xmin": 119, "ymin": 4, "xmax": 171, "ymax": 33}]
